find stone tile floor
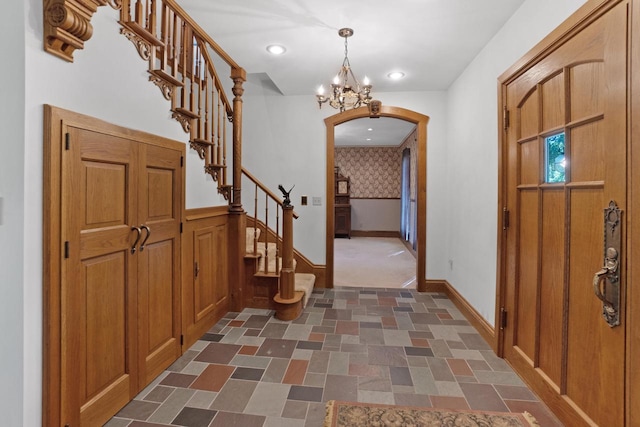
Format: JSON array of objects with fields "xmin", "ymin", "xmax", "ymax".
[{"xmin": 105, "ymin": 287, "xmax": 563, "ymax": 426}]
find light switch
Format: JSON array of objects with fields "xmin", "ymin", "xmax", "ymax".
[{"xmin": 301, "ymin": 195, "xmax": 308, "ymax": 206}]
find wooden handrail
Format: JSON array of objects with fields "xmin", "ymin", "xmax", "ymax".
[
  {"xmin": 196, "ymin": 37, "xmax": 233, "ymax": 118},
  {"xmin": 242, "ymin": 167, "xmax": 299, "ymax": 219},
  {"xmin": 162, "ymin": 0, "xmax": 241, "ymax": 70}
]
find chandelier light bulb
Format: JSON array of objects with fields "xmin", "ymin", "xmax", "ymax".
[
  {"xmin": 317, "ymin": 85, "xmax": 325, "ymax": 95},
  {"xmin": 363, "ymin": 76, "xmax": 370, "ymax": 86}
]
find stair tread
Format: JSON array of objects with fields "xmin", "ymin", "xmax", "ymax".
[{"xmin": 294, "ymin": 273, "xmax": 315, "ymax": 308}]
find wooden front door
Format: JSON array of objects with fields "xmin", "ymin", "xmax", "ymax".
[
  {"xmin": 501, "ymin": 2, "xmax": 628, "ymax": 426},
  {"xmin": 61, "ymin": 126, "xmax": 182, "ymax": 426}
]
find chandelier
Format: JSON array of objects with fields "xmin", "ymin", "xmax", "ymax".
[{"xmin": 316, "ymin": 28, "xmax": 372, "ymax": 112}]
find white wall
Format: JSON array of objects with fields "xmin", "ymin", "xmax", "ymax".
[
  {"xmin": 444, "ymin": 0, "xmax": 588, "ymax": 325},
  {"xmin": 0, "ymin": 2, "xmax": 25, "ymax": 426},
  {"xmin": 241, "ymin": 86, "xmax": 449, "ymax": 277},
  {"xmin": 18, "ymin": 2, "xmax": 227, "ymax": 424}
]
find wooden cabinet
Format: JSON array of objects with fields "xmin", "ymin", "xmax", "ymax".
[
  {"xmin": 334, "ymin": 170, "xmax": 351, "ymax": 238},
  {"xmin": 182, "ymin": 208, "xmax": 230, "ymax": 349},
  {"xmin": 335, "ymin": 205, "xmax": 351, "ymax": 238},
  {"xmin": 45, "ymin": 107, "xmax": 184, "ymax": 427}
]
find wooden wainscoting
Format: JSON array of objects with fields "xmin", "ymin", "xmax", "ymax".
[{"xmin": 182, "ymin": 206, "xmax": 231, "ymax": 350}]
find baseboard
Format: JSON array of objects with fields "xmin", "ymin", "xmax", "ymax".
[
  {"xmin": 350, "ymin": 230, "xmax": 401, "ymax": 238},
  {"xmin": 425, "ymin": 279, "xmax": 495, "ymax": 351}
]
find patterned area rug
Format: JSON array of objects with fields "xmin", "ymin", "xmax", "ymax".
[{"xmin": 324, "ymin": 400, "xmax": 540, "ymax": 427}]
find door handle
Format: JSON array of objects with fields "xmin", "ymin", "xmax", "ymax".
[
  {"xmin": 140, "ymin": 225, "xmax": 151, "ymax": 251},
  {"xmin": 131, "ymin": 226, "xmax": 142, "ymax": 254},
  {"xmin": 593, "ymin": 201, "xmax": 622, "ymax": 327},
  {"xmin": 592, "ymin": 247, "xmax": 619, "ymax": 320}
]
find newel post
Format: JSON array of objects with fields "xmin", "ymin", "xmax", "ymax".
[
  {"xmin": 228, "ymin": 66, "xmax": 247, "ymax": 311},
  {"xmin": 279, "ymin": 206, "xmax": 295, "ymax": 300},
  {"xmin": 274, "ymin": 205, "xmax": 303, "ymax": 320},
  {"xmin": 230, "ymin": 67, "xmax": 246, "ymax": 212}
]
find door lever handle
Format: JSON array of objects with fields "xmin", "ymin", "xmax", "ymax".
[
  {"xmin": 131, "ymin": 226, "xmax": 142, "ymax": 254},
  {"xmin": 592, "ymin": 246, "xmax": 620, "ymax": 325},
  {"xmin": 140, "ymin": 225, "xmax": 151, "ymax": 251}
]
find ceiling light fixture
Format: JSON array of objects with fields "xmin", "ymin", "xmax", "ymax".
[
  {"xmin": 266, "ymin": 44, "xmax": 286, "ymax": 55},
  {"xmin": 316, "ymin": 28, "xmax": 372, "ymax": 112}
]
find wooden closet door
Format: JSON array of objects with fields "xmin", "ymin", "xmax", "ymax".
[
  {"xmin": 502, "ymin": 3, "xmax": 627, "ymax": 425},
  {"xmin": 61, "ymin": 127, "xmax": 139, "ymax": 427},
  {"xmin": 136, "ymin": 143, "xmax": 183, "ymax": 387}
]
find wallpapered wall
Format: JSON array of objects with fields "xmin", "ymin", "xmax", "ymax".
[
  {"xmin": 335, "ymin": 146, "xmax": 402, "ymax": 198},
  {"xmin": 335, "ymin": 129, "xmax": 417, "ymax": 200}
]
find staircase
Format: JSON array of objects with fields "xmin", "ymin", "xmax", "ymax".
[{"xmin": 43, "ymin": 0, "xmax": 315, "ymax": 320}]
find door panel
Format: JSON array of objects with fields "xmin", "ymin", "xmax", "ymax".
[
  {"xmin": 503, "ymin": 3, "xmax": 627, "ymax": 425},
  {"xmin": 541, "ymin": 73, "xmax": 565, "ymax": 130},
  {"xmin": 195, "ymin": 229, "xmax": 216, "ymax": 321},
  {"xmin": 538, "ymin": 189, "xmax": 564, "ymax": 386},
  {"xmin": 62, "ymin": 128, "xmax": 138, "ymax": 427},
  {"xmin": 137, "ymin": 143, "xmax": 182, "ymax": 386},
  {"xmin": 182, "ymin": 214, "xmax": 230, "ymax": 349}
]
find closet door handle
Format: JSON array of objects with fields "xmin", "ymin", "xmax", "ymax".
[
  {"xmin": 131, "ymin": 226, "xmax": 142, "ymax": 254},
  {"xmin": 140, "ymin": 225, "xmax": 151, "ymax": 251}
]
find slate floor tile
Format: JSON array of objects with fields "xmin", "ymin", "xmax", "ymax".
[
  {"xmin": 171, "ymin": 407, "xmax": 216, "ymax": 427},
  {"xmin": 107, "ymin": 287, "xmax": 559, "ymax": 427}
]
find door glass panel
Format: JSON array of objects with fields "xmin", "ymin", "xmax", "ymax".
[{"xmin": 545, "ymin": 132, "xmax": 566, "ymax": 183}]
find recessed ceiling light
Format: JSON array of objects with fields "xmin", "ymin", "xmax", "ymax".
[
  {"xmin": 387, "ymin": 71, "xmax": 405, "ymax": 80},
  {"xmin": 366, "ymin": 138, "xmax": 372, "ymax": 141},
  {"xmin": 266, "ymin": 45, "xmax": 286, "ymax": 55},
  {"xmin": 367, "ymin": 128, "xmax": 373, "ymax": 131}
]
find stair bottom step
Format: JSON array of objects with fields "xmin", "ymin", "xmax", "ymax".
[{"xmin": 294, "ymin": 273, "xmax": 315, "ymax": 308}]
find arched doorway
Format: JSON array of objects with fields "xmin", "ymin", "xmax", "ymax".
[{"xmin": 325, "ymin": 104, "xmax": 429, "ymax": 291}]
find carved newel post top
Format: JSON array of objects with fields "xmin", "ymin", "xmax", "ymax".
[{"xmin": 278, "ymin": 184, "xmax": 295, "ymax": 208}]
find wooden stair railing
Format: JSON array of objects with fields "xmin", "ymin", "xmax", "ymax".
[
  {"xmin": 115, "ymin": 0, "xmax": 245, "ymax": 199},
  {"xmin": 242, "ymin": 167, "xmax": 299, "ymax": 275},
  {"xmin": 44, "ymin": 0, "xmax": 246, "ymax": 200}
]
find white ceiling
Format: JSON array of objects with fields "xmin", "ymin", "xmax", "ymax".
[
  {"xmin": 334, "ymin": 117, "xmax": 416, "ymax": 147},
  {"xmin": 176, "ymin": 0, "xmax": 525, "ymax": 144}
]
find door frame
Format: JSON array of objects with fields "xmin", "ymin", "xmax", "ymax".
[
  {"xmin": 496, "ymin": 0, "xmax": 639, "ymax": 424},
  {"xmin": 324, "ymin": 105, "xmax": 429, "ymax": 291}
]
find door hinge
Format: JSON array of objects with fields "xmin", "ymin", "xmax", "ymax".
[
  {"xmin": 64, "ymin": 241, "xmax": 70, "ymax": 259},
  {"xmin": 180, "ymin": 156, "xmax": 184, "ymax": 167},
  {"xmin": 180, "ymin": 335, "xmax": 184, "ymax": 345},
  {"xmin": 500, "ymin": 307, "xmax": 508, "ymax": 330},
  {"xmin": 194, "ymin": 261, "xmax": 199, "ymax": 278},
  {"xmin": 502, "ymin": 207, "xmax": 510, "ymax": 230},
  {"xmin": 65, "ymin": 133, "xmax": 70, "ymax": 150},
  {"xmin": 180, "ymin": 222, "xmax": 183, "ymax": 233},
  {"xmin": 503, "ymin": 106, "xmax": 510, "ymax": 130}
]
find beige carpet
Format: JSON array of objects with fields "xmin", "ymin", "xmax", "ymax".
[
  {"xmin": 334, "ymin": 237, "xmax": 416, "ymax": 288},
  {"xmin": 324, "ymin": 400, "xmax": 540, "ymax": 427}
]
